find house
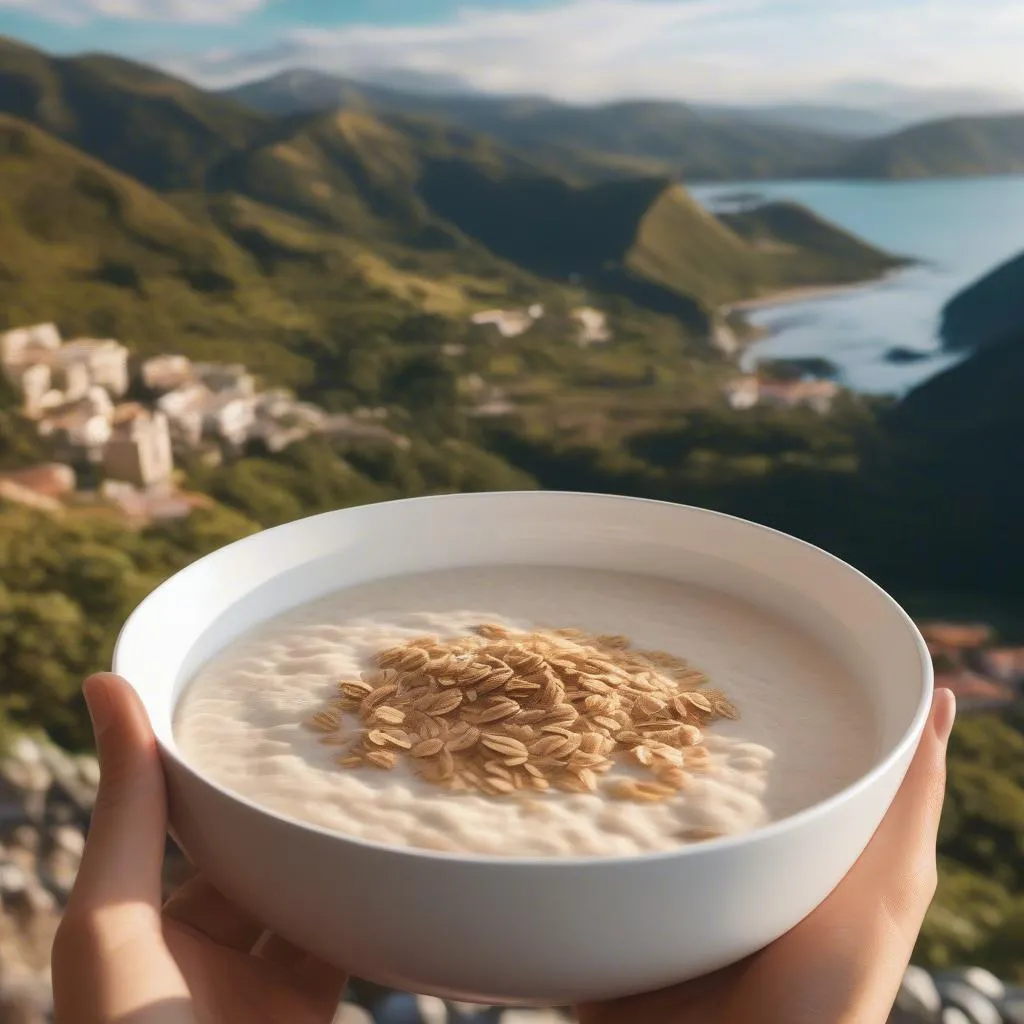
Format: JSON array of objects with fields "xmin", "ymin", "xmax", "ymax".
[
  {"xmin": 102, "ymin": 405, "xmax": 174, "ymax": 488},
  {"xmin": 142, "ymin": 354, "xmax": 194, "ymax": 393},
  {"xmin": 38, "ymin": 407, "xmax": 112, "ymax": 456},
  {"xmin": 934, "ymin": 669, "xmax": 1015, "ymax": 710},
  {"xmin": 470, "ymin": 309, "xmax": 536, "ymax": 339},
  {"xmin": 920, "ymin": 622, "xmax": 995, "ymax": 651},
  {"xmin": 57, "ymin": 339, "xmax": 130, "ymax": 397},
  {"xmin": 19, "ymin": 363, "xmax": 53, "ymax": 418},
  {"xmin": 0, "ymin": 463, "xmax": 76, "ymax": 499},
  {"xmin": 724, "ymin": 376, "xmax": 840, "ymax": 414},
  {"xmin": 157, "ymin": 384, "xmax": 210, "ymax": 448},
  {"xmin": 974, "ymin": 648, "xmax": 1024, "ymax": 685},
  {"xmin": 0, "ymin": 323, "xmax": 61, "ymax": 382},
  {"xmin": 194, "ymin": 362, "xmax": 256, "ymax": 397},
  {"xmin": 0, "ymin": 478, "xmax": 63, "ymax": 513},
  {"xmin": 0, "ymin": 463, "xmax": 76, "ymax": 512},
  {"xmin": 37, "ymin": 388, "xmax": 117, "ymax": 458},
  {"xmin": 759, "ymin": 379, "xmax": 839, "ymax": 414},
  {"xmin": 724, "ymin": 376, "xmax": 761, "ymax": 410},
  {"xmin": 204, "ymin": 392, "xmax": 256, "ymax": 447},
  {"xmin": 572, "ymin": 307, "xmax": 612, "ymax": 346}
]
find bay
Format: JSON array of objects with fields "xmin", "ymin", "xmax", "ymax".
[{"xmin": 690, "ymin": 176, "xmax": 1024, "ymax": 394}]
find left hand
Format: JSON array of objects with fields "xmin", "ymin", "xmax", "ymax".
[{"xmin": 51, "ymin": 673, "xmax": 348, "ymax": 1024}]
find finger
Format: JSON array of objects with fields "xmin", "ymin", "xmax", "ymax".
[
  {"xmin": 162, "ymin": 877, "xmax": 265, "ymax": 951},
  {"xmin": 843, "ymin": 688, "xmax": 954, "ymax": 921},
  {"xmin": 68, "ymin": 673, "xmax": 168, "ymax": 915},
  {"xmin": 845, "ymin": 687, "xmax": 955, "ymax": 935}
]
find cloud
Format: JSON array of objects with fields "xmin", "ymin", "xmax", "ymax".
[
  {"xmin": 163, "ymin": 0, "xmax": 1024, "ymax": 104},
  {"xmin": 0, "ymin": 0, "xmax": 267, "ymax": 24}
]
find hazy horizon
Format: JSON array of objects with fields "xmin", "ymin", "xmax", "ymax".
[{"xmin": 1, "ymin": 0, "xmax": 1023, "ymax": 115}]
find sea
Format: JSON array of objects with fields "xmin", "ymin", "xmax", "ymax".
[{"xmin": 690, "ymin": 176, "xmax": 1024, "ymax": 395}]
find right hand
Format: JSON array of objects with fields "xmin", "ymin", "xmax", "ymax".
[{"xmin": 579, "ymin": 689, "xmax": 954, "ymax": 1024}]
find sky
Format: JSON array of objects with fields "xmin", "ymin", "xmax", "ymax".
[{"xmin": 1, "ymin": 0, "xmax": 1023, "ymax": 107}]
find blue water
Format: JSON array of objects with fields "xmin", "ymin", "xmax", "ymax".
[{"xmin": 691, "ymin": 176, "xmax": 1024, "ymax": 394}]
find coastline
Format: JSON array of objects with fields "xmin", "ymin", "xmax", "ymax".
[{"xmin": 722, "ymin": 276, "xmax": 889, "ymax": 316}]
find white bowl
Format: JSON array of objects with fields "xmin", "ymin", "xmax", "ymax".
[{"xmin": 114, "ymin": 492, "xmax": 931, "ymax": 1005}]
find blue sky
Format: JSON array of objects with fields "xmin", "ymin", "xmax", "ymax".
[{"xmin": 1, "ymin": 0, "xmax": 1023, "ymax": 106}]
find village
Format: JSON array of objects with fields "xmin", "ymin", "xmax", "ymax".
[{"xmin": 0, "ymin": 323, "xmax": 404, "ymax": 524}]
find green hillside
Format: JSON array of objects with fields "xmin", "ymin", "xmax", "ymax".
[
  {"xmin": 719, "ymin": 200, "xmax": 908, "ymax": 285},
  {"xmin": 206, "ymin": 106, "xmax": 898, "ymax": 321},
  {"xmin": 0, "ymin": 36, "xmax": 269, "ymax": 190},
  {"xmin": 826, "ymin": 114, "xmax": 1024, "ymax": 179},
  {"xmin": 0, "ymin": 115, "xmax": 326, "ymax": 382}
]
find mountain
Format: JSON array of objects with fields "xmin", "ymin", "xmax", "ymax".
[
  {"xmin": 717, "ymin": 200, "xmax": 906, "ymax": 285},
  {"xmin": 0, "ymin": 37, "xmax": 906, "ymax": 376},
  {"xmin": 875, "ymin": 330, "xmax": 1024, "ymax": 594},
  {"xmin": 0, "ymin": 113, "xmax": 320, "ymax": 381},
  {"xmin": 941, "ymin": 251, "xmax": 1024, "ymax": 351},
  {"xmin": 821, "ymin": 80, "xmax": 1024, "ymax": 123},
  {"xmin": 0, "ymin": 36, "xmax": 269, "ymax": 189},
  {"xmin": 209, "ymin": 107, "xmax": 901, "ymax": 320},
  {"xmin": 827, "ymin": 113, "xmax": 1024, "ymax": 179},
  {"xmin": 896, "ymin": 330, "xmax": 1024, "ymax": 439},
  {"xmin": 693, "ymin": 103, "xmax": 903, "ymax": 138},
  {"xmin": 223, "ymin": 71, "xmax": 849, "ymax": 183}
]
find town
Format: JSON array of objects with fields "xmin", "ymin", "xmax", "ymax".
[{"xmin": 0, "ymin": 323, "xmax": 403, "ymax": 524}]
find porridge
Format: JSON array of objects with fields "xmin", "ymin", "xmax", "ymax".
[{"xmin": 174, "ymin": 565, "xmax": 877, "ymax": 858}]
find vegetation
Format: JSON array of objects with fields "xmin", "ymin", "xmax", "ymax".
[
  {"xmin": 941, "ymin": 250, "xmax": 1024, "ymax": 351},
  {"xmin": 825, "ymin": 114, "xmax": 1024, "ymax": 180}
]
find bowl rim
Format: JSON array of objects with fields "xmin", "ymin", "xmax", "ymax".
[{"xmin": 115, "ymin": 490, "xmax": 934, "ymax": 868}]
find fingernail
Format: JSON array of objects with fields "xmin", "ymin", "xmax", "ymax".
[
  {"xmin": 83, "ymin": 675, "xmax": 114, "ymax": 739},
  {"xmin": 932, "ymin": 688, "xmax": 956, "ymax": 744}
]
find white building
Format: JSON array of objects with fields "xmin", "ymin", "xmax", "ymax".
[
  {"xmin": 204, "ymin": 393, "xmax": 256, "ymax": 447},
  {"xmin": 470, "ymin": 309, "xmax": 535, "ymax": 339},
  {"xmin": 0, "ymin": 323, "xmax": 62, "ymax": 381},
  {"xmin": 103, "ymin": 405, "xmax": 175, "ymax": 489},
  {"xmin": 157, "ymin": 385, "xmax": 210, "ymax": 448},
  {"xmin": 38, "ymin": 407, "xmax": 113, "ymax": 454},
  {"xmin": 57, "ymin": 339, "xmax": 130, "ymax": 398},
  {"xmin": 142, "ymin": 354, "xmax": 194, "ymax": 393},
  {"xmin": 572, "ymin": 307, "xmax": 612, "ymax": 347},
  {"xmin": 19, "ymin": 363, "xmax": 53, "ymax": 418},
  {"xmin": 724, "ymin": 376, "xmax": 761, "ymax": 411},
  {"xmin": 194, "ymin": 362, "xmax": 256, "ymax": 397}
]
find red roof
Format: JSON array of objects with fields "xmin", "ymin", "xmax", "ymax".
[
  {"xmin": 0, "ymin": 463, "xmax": 75, "ymax": 498},
  {"xmin": 920, "ymin": 622, "xmax": 995, "ymax": 650},
  {"xmin": 976, "ymin": 648, "xmax": 1024, "ymax": 683},
  {"xmin": 935, "ymin": 670, "xmax": 1014, "ymax": 704}
]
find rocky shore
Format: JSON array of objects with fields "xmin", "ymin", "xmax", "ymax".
[{"xmin": 2, "ymin": 735, "xmax": 1020, "ymax": 1024}]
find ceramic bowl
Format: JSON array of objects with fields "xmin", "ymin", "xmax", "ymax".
[{"xmin": 113, "ymin": 491, "xmax": 932, "ymax": 1005}]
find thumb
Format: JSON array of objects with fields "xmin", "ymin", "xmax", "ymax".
[
  {"xmin": 68, "ymin": 673, "xmax": 168, "ymax": 915},
  {"xmin": 855, "ymin": 685, "xmax": 955, "ymax": 938}
]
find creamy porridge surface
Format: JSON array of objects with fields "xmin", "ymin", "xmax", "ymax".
[{"xmin": 174, "ymin": 565, "xmax": 877, "ymax": 858}]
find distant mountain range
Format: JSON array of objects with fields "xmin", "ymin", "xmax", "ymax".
[
  {"xmin": 823, "ymin": 114, "xmax": 1024, "ymax": 180},
  {"xmin": 222, "ymin": 70, "xmax": 845, "ymax": 183},
  {"xmin": 223, "ymin": 68, "xmax": 1024, "ymax": 183},
  {"xmin": 0, "ymin": 35, "xmax": 903, "ymax": 383}
]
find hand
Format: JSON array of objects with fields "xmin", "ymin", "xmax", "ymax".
[
  {"xmin": 578, "ymin": 688, "xmax": 955, "ymax": 1024},
  {"xmin": 52, "ymin": 673, "xmax": 348, "ymax": 1024}
]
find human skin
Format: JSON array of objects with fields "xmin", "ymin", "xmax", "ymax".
[{"xmin": 52, "ymin": 674, "xmax": 954, "ymax": 1024}]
